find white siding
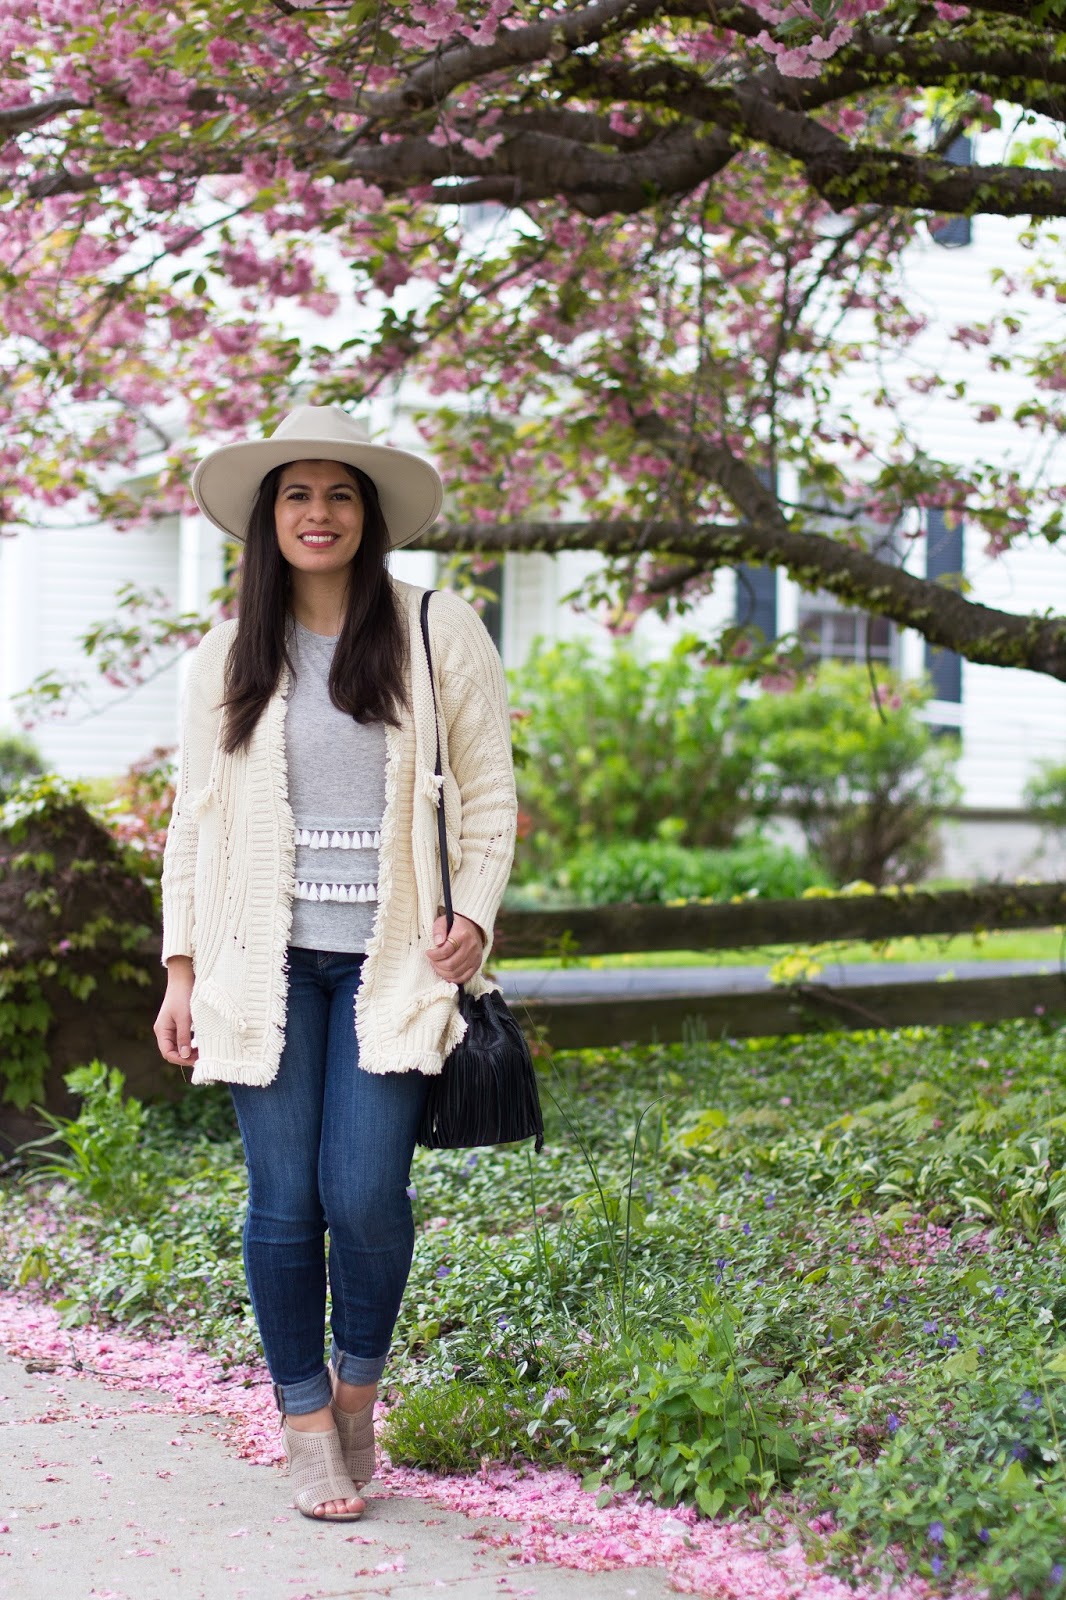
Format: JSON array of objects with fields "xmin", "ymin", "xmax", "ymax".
[
  {"xmin": 957, "ymin": 529, "xmax": 1066, "ymax": 807},
  {"xmin": 0, "ymin": 519, "xmax": 183, "ymax": 779},
  {"xmin": 501, "ymin": 549, "xmax": 736, "ymax": 671}
]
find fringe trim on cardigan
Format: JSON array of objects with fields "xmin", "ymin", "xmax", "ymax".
[
  {"xmin": 191, "ymin": 1047, "xmax": 451, "ymax": 1084},
  {"xmin": 263, "ymin": 664, "xmax": 296, "ymax": 1085},
  {"xmin": 354, "ymin": 718, "xmax": 404, "ymax": 1064}
]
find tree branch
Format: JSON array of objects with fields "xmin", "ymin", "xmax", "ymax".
[{"xmin": 417, "ymin": 511, "xmax": 1066, "ymax": 680}]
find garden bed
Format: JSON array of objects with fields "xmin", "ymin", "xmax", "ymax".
[{"xmin": 2, "ymin": 1021, "xmax": 1065, "ymax": 1596}]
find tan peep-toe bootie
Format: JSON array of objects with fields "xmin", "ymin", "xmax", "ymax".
[
  {"xmin": 282, "ymin": 1419, "xmax": 365, "ymax": 1521},
  {"xmin": 328, "ymin": 1365, "xmax": 377, "ymax": 1487}
]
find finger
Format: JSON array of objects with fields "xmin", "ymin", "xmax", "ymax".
[
  {"xmin": 426, "ymin": 951, "xmax": 466, "ymax": 982},
  {"xmin": 429, "ymin": 952, "xmax": 479, "ymax": 985}
]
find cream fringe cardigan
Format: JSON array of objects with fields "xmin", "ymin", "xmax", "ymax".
[{"xmin": 160, "ymin": 579, "xmax": 517, "ymax": 1086}]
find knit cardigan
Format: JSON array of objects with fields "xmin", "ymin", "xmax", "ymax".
[{"xmin": 160, "ymin": 579, "xmax": 517, "ymax": 1086}]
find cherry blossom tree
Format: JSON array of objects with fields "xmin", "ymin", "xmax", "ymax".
[{"xmin": 3, "ymin": 0, "xmax": 1066, "ymax": 695}]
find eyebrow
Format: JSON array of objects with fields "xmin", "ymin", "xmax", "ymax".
[{"xmin": 280, "ymin": 481, "xmax": 356, "ymax": 492}]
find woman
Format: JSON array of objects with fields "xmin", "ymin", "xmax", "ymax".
[{"xmin": 153, "ymin": 404, "xmax": 517, "ymax": 1523}]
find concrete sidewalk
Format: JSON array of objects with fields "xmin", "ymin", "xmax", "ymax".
[
  {"xmin": 0, "ymin": 1350, "xmax": 681, "ymax": 1600},
  {"xmin": 0, "ymin": 1348, "xmax": 674, "ymax": 1600},
  {"xmin": 499, "ymin": 955, "xmax": 1060, "ymax": 1002}
]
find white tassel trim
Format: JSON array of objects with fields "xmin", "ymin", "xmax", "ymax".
[
  {"xmin": 295, "ymin": 880, "xmax": 378, "ymax": 903},
  {"xmin": 420, "ymin": 767, "xmax": 444, "ymax": 803},
  {"xmin": 295, "ymin": 827, "xmax": 382, "ymax": 849}
]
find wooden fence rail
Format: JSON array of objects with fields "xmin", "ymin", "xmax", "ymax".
[
  {"xmin": 509, "ymin": 971, "xmax": 1066, "ymax": 1048},
  {"xmin": 493, "ymin": 883, "xmax": 1066, "ymax": 1044},
  {"xmin": 493, "ymin": 881, "xmax": 1066, "ymax": 959}
]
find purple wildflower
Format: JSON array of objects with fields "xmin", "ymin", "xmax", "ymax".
[
  {"xmin": 929, "ymin": 1521, "xmax": 945, "ymax": 1544},
  {"xmin": 886, "ymin": 1413, "xmax": 900, "ymax": 1434}
]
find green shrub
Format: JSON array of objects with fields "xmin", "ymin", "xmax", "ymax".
[
  {"xmin": 743, "ymin": 663, "xmax": 959, "ymax": 887},
  {"xmin": 0, "ymin": 775, "xmax": 158, "ymax": 1108},
  {"xmin": 508, "ymin": 637, "xmax": 758, "ymax": 879},
  {"xmin": 555, "ymin": 833, "xmax": 831, "ymax": 904},
  {"xmin": 0, "ymin": 729, "xmax": 43, "ymax": 799},
  {"xmin": 1024, "ymin": 758, "xmax": 1066, "ymax": 828},
  {"xmin": 586, "ymin": 1308, "xmax": 803, "ymax": 1515},
  {"xmin": 19, "ymin": 1062, "xmax": 170, "ymax": 1218},
  {"xmin": 381, "ymin": 1378, "xmax": 523, "ymax": 1472}
]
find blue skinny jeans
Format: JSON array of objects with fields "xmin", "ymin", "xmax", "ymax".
[{"xmin": 229, "ymin": 946, "xmax": 428, "ymax": 1416}]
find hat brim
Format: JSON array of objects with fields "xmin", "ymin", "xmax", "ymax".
[{"xmin": 190, "ymin": 437, "xmax": 443, "ymax": 549}]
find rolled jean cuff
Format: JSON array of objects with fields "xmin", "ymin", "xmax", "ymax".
[
  {"xmin": 331, "ymin": 1340, "xmax": 388, "ymax": 1388},
  {"xmin": 272, "ymin": 1367, "xmax": 333, "ymax": 1416}
]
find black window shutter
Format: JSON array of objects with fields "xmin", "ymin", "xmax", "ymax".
[
  {"xmin": 930, "ymin": 135, "xmax": 972, "ymax": 249},
  {"xmin": 735, "ymin": 566, "xmax": 778, "ymax": 640},
  {"xmin": 924, "ymin": 509, "xmax": 963, "ymax": 703},
  {"xmin": 735, "ymin": 466, "xmax": 778, "ymax": 639}
]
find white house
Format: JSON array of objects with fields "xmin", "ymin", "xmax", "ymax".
[{"xmin": 2, "ymin": 183, "xmax": 1065, "ymax": 882}]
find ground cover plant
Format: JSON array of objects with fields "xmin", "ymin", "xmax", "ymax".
[{"xmin": 2, "ymin": 1020, "xmax": 1066, "ymax": 1596}]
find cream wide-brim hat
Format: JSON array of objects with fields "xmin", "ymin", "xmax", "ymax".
[{"xmin": 190, "ymin": 404, "xmax": 444, "ymax": 548}]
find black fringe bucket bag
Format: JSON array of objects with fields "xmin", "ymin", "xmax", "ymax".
[{"xmin": 415, "ymin": 590, "xmax": 545, "ymax": 1154}]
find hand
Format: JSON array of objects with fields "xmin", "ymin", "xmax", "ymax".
[
  {"xmin": 154, "ymin": 957, "xmax": 199, "ymax": 1068},
  {"xmin": 426, "ymin": 913, "xmax": 484, "ymax": 986}
]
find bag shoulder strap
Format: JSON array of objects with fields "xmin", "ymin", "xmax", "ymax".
[{"xmin": 419, "ymin": 589, "xmax": 454, "ymax": 934}]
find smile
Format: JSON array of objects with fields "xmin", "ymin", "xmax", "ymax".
[{"xmin": 299, "ymin": 533, "xmax": 340, "ymax": 546}]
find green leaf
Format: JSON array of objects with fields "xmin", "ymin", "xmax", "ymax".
[
  {"xmin": 688, "ymin": 1386, "xmax": 724, "ymax": 1415},
  {"xmin": 942, "ymin": 1346, "xmax": 980, "ymax": 1380},
  {"xmin": 695, "ymin": 1482, "xmax": 725, "ymax": 1518}
]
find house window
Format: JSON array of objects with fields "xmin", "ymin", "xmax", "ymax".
[
  {"xmin": 794, "ymin": 495, "xmax": 900, "ymax": 668},
  {"xmin": 797, "ymin": 601, "xmax": 895, "ymax": 665},
  {"xmin": 446, "ymin": 556, "xmax": 503, "ymax": 651}
]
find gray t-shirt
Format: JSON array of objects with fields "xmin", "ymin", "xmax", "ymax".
[{"xmin": 284, "ymin": 618, "xmax": 387, "ymax": 953}]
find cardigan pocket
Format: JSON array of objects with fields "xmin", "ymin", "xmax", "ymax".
[
  {"xmin": 396, "ymin": 979, "xmax": 459, "ymax": 1030},
  {"xmin": 192, "ymin": 974, "xmax": 249, "ymax": 1036}
]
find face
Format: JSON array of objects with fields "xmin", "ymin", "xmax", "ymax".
[{"xmin": 274, "ymin": 459, "xmax": 364, "ymax": 574}]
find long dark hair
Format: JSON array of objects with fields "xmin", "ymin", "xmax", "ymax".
[{"xmin": 220, "ymin": 461, "xmax": 409, "ymax": 754}]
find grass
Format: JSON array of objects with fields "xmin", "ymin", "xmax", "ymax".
[
  {"xmin": 495, "ymin": 926, "xmax": 1066, "ymax": 969},
  {"xmin": 2, "ymin": 1021, "xmax": 1066, "ymax": 1596}
]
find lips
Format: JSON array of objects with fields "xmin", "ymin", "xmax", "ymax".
[{"xmin": 299, "ymin": 532, "xmax": 339, "ymax": 546}]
